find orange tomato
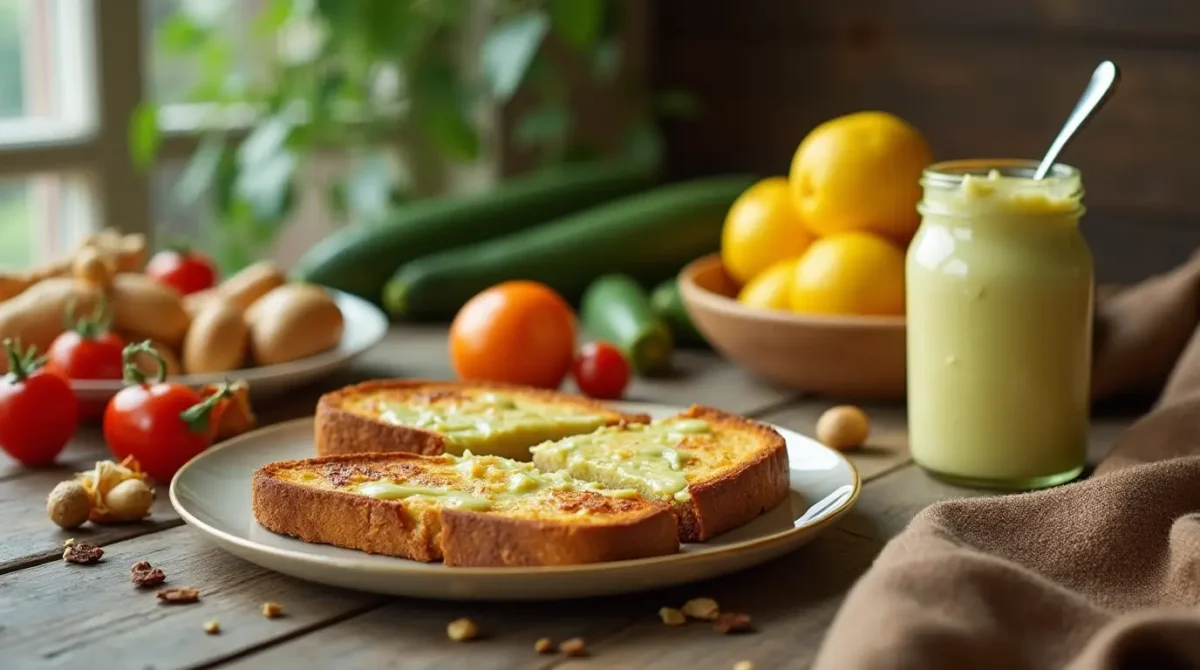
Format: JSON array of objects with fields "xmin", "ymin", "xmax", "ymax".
[{"xmin": 449, "ymin": 281, "xmax": 577, "ymax": 389}]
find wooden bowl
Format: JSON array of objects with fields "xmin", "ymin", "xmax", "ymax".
[{"xmin": 678, "ymin": 253, "xmax": 907, "ymax": 399}]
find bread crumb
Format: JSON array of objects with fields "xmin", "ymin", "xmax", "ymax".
[
  {"xmin": 261, "ymin": 602, "xmax": 284, "ymax": 618},
  {"xmin": 659, "ymin": 607, "xmax": 687, "ymax": 626},
  {"xmin": 682, "ymin": 597, "xmax": 720, "ymax": 621},
  {"xmin": 714, "ymin": 612, "xmax": 753, "ymax": 634},
  {"xmin": 204, "ymin": 619, "xmax": 221, "ymax": 635},
  {"xmin": 534, "ymin": 637, "xmax": 554, "ymax": 654},
  {"xmin": 559, "ymin": 637, "xmax": 586, "ymax": 657},
  {"xmin": 447, "ymin": 618, "xmax": 479, "ymax": 642},
  {"xmin": 733, "ymin": 662, "xmax": 755, "ymax": 670}
]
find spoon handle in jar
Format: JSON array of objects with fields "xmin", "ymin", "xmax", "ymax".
[{"xmin": 1034, "ymin": 61, "xmax": 1121, "ymax": 180}]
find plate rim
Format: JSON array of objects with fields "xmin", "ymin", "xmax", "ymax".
[
  {"xmin": 68, "ymin": 289, "xmax": 388, "ymax": 392},
  {"xmin": 170, "ymin": 405, "xmax": 862, "ymax": 577}
]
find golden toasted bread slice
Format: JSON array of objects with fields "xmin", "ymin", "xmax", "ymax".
[
  {"xmin": 315, "ymin": 380, "xmax": 649, "ymax": 461},
  {"xmin": 252, "ymin": 451, "xmax": 679, "ymax": 566},
  {"xmin": 530, "ymin": 406, "xmax": 790, "ymax": 542}
]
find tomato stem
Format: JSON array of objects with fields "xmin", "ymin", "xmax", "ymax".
[
  {"xmin": 120, "ymin": 340, "xmax": 168, "ymax": 385},
  {"xmin": 2, "ymin": 338, "xmax": 46, "ymax": 382},
  {"xmin": 62, "ymin": 296, "xmax": 113, "ymax": 339},
  {"xmin": 179, "ymin": 380, "xmax": 233, "ymax": 434}
]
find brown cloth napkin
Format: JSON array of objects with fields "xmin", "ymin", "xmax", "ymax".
[{"xmin": 813, "ymin": 254, "xmax": 1200, "ymax": 670}]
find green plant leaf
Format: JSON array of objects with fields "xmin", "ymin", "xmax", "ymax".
[
  {"xmin": 234, "ymin": 150, "xmax": 297, "ymax": 222},
  {"xmin": 548, "ymin": 0, "xmax": 602, "ymax": 50},
  {"xmin": 515, "ymin": 104, "xmax": 571, "ymax": 148},
  {"xmin": 591, "ymin": 37, "xmax": 622, "ymax": 81},
  {"xmin": 158, "ymin": 14, "xmax": 209, "ymax": 54},
  {"xmin": 255, "ymin": 0, "xmax": 294, "ymax": 35},
  {"xmin": 621, "ymin": 119, "xmax": 664, "ymax": 169},
  {"xmin": 482, "ymin": 11, "xmax": 550, "ymax": 101},
  {"xmin": 238, "ymin": 116, "xmax": 293, "ymax": 169},
  {"xmin": 654, "ymin": 89, "xmax": 701, "ymax": 118},
  {"xmin": 174, "ymin": 136, "xmax": 224, "ymax": 205},
  {"xmin": 128, "ymin": 103, "xmax": 161, "ymax": 170},
  {"xmin": 342, "ymin": 150, "xmax": 405, "ymax": 221},
  {"xmin": 421, "ymin": 106, "xmax": 480, "ymax": 162}
]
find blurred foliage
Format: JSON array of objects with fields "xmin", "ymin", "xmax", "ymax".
[{"xmin": 132, "ymin": 0, "xmax": 696, "ymax": 270}]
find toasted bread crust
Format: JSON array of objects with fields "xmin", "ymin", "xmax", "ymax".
[
  {"xmin": 670, "ymin": 406, "xmax": 791, "ymax": 542},
  {"xmin": 315, "ymin": 379, "xmax": 650, "ymax": 458},
  {"xmin": 252, "ymin": 452, "xmax": 679, "ymax": 566}
]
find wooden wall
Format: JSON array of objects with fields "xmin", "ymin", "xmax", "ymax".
[{"xmin": 651, "ymin": 0, "xmax": 1200, "ymax": 283}]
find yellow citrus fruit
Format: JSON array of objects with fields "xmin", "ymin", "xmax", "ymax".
[
  {"xmin": 721, "ymin": 177, "xmax": 815, "ymax": 285},
  {"xmin": 789, "ymin": 232, "xmax": 906, "ymax": 316},
  {"xmin": 789, "ymin": 111, "xmax": 932, "ymax": 243},
  {"xmin": 737, "ymin": 257, "xmax": 798, "ymax": 311}
]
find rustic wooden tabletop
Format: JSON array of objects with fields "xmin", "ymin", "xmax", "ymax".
[{"xmin": 0, "ymin": 325, "xmax": 1138, "ymax": 670}]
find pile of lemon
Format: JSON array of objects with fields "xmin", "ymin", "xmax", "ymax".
[{"xmin": 721, "ymin": 111, "xmax": 931, "ymax": 317}]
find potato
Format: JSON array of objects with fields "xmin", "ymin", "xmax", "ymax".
[
  {"xmin": 80, "ymin": 229, "xmax": 146, "ymax": 273},
  {"xmin": 109, "ymin": 273, "xmax": 191, "ymax": 348},
  {"xmin": 183, "ymin": 301, "xmax": 248, "ymax": 374},
  {"xmin": 0, "ymin": 271, "xmax": 36, "ymax": 303},
  {"xmin": 245, "ymin": 284, "xmax": 344, "ymax": 366},
  {"xmin": 182, "ymin": 287, "xmax": 220, "ymax": 318},
  {"xmin": 220, "ymin": 261, "xmax": 286, "ymax": 313},
  {"xmin": 128, "ymin": 339, "xmax": 183, "ymax": 378},
  {"xmin": 0, "ymin": 277, "xmax": 102, "ymax": 371}
]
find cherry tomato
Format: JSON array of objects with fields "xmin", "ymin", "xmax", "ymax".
[
  {"xmin": 0, "ymin": 339, "xmax": 79, "ymax": 466},
  {"xmin": 572, "ymin": 341, "xmax": 631, "ymax": 400},
  {"xmin": 103, "ymin": 341, "xmax": 231, "ymax": 482},
  {"xmin": 145, "ymin": 247, "xmax": 217, "ymax": 295},
  {"xmin": 45, "ymin": 300, "xmax": 125, "ymax": 381}
]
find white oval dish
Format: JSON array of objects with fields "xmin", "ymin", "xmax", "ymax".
[
  {"xmin": 69, "ymin": 289, "xmax": 388, "ymax": 402},
  {"xmin": 170, "ymin": 402, "xmax": 860, "ymax": 601}
]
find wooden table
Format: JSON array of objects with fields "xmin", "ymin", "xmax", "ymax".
[{"xmin": 0, "ymin": 326, "xmax": 1139, "ymax": 670}]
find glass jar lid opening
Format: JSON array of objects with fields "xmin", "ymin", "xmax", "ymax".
[{"xmin": 922, "ymin": 158, "xmax": 1081, "ymax": 192}]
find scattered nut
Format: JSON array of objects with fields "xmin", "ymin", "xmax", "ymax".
[
  {"xmin": 47, "ymin": 480, "xmax": 92, "ymax": 529},
  {"xmin": 713, "ymin": 612, "xmax": 753, "ymax": 634},
  {"xmin": 559, "ymin": 637, "xmax": 586, "ymax": 657},
  {"xmin": 204, "ymin": 619, "xmax": 221, "ymax": 635},
  {"xmin": 659, "ymin": 607, "xmax": 687, "ymax": 626},
  {"xmin": 816, "ymin": 405, "xmax": 870, "ymax": 451},
  {"xmin": 447, "ymin": 618, "xmax": 479, "ymax": 642},
  {"xmin": 534, "ymin": 637, "xmax": 554, "ymax": 654},
  {"xmin": 62, "ymin": 540, "xmax": 104, "ymax": 564},
  {"xmin": 733, "ymin": 662, "xmax": 755, "ymax": 670},
  {"xmin": 681, "ymin": 597, "xmax": 720, "ymax": 621},
  {"xmin": 262, "ymin": 601, "xmax": 284, "ymax": 618},
  {"xmin": 130, "ymin": 560, "xmax": 166, "ymax": 587},
  {"xmin": 157, "ymin": 587, "xmax": 201, "ymax": 604},
  {"xmin": 101, "ymin": 478, "xmax": 154, "ymax": 522}
]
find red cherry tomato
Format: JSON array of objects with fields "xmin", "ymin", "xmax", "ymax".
[
  {"xmin": 45, "ymin": 300, "xmax": 125, "ymax": 381},
  {"xmin": 0, "ymin": 339, "xmax": 79, "ymax": 466},
  {"xmin": 145, "ymin": 247, "xmax": 217, "ymax": 295},
  {"xmin": 103, "ymin": 341, "xmax": 231, "ymax": 482},
  {"xmin": 572, "ymin": 341, "xmax": 631, "ymax": 400}
]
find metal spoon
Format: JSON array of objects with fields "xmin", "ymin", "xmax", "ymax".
[{"xmin": 1033, "ymin": 60, "xmax": 1121, "ymax": 179}]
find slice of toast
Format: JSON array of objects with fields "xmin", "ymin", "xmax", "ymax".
[
  {"xmin": 252, "ymin": 451, "xmax": 679, "ymax": 567},
  {"xmin": 315, "ymin": 380, "xmax": 649, "ymax": 461},
  {"xmin": 530, "ymin": 406, "xmax": 790, "ymax": 542}
]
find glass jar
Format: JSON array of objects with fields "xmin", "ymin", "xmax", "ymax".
[{"xmin": 906, "ymin": 159, "xmax": 1093, "ymax": 490}]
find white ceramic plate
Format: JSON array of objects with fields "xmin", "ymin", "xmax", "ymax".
[
  {"xmin": 70, "ymin": 290, "xmax": 389, "ymax": 402},
  {"xmin": 170, "ymin": 403, "xmax": 861, "ymax": 601}
]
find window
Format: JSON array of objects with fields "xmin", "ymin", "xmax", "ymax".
[{"xmin": 0, "ymin": 0, "xmax": 260, "ymax": 271}]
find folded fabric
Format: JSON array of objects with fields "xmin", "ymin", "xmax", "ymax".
[{"xmin": 813, "ymin": 254, "xmax": 1200, "ymax": 669}]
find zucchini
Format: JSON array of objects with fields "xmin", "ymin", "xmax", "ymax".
[
  {"xmin": 650, "ymin": 277, "xmax": 708, "ymax": 348},
  {"xmin": 292, "ymin": 159, "xmax": 659, "ymax": 303},
  {"xmin": 384, "ymin": 174, "xmax": 757, "ymax": 320},
  {"xmin": 581, "ymin": 274, "xmax": 674, "ymax": 375}
]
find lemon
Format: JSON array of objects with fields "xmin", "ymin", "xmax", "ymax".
[
  {"xmin": 737, "ymin": 257, "xmax": 798, "ymax": 311},
  {"xmin": 789, "ymin": 232, "xmax": 906, "ymax": 316},
  {"xmin": 721, "ymin": 177, "xmax": 815, "ymax": 285},
  {"xmin": 789, "ymin": 111, "xmax": 932, "ymax": 243}
]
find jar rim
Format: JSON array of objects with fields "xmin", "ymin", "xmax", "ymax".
[{"xmin": 922, "ymin": 158, "xmax": 1081, "ymax": 188}]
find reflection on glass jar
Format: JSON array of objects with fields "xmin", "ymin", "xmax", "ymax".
[{"xmin": 906, "ymin": 159, "xmax": 1093, "ymax": 490}]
